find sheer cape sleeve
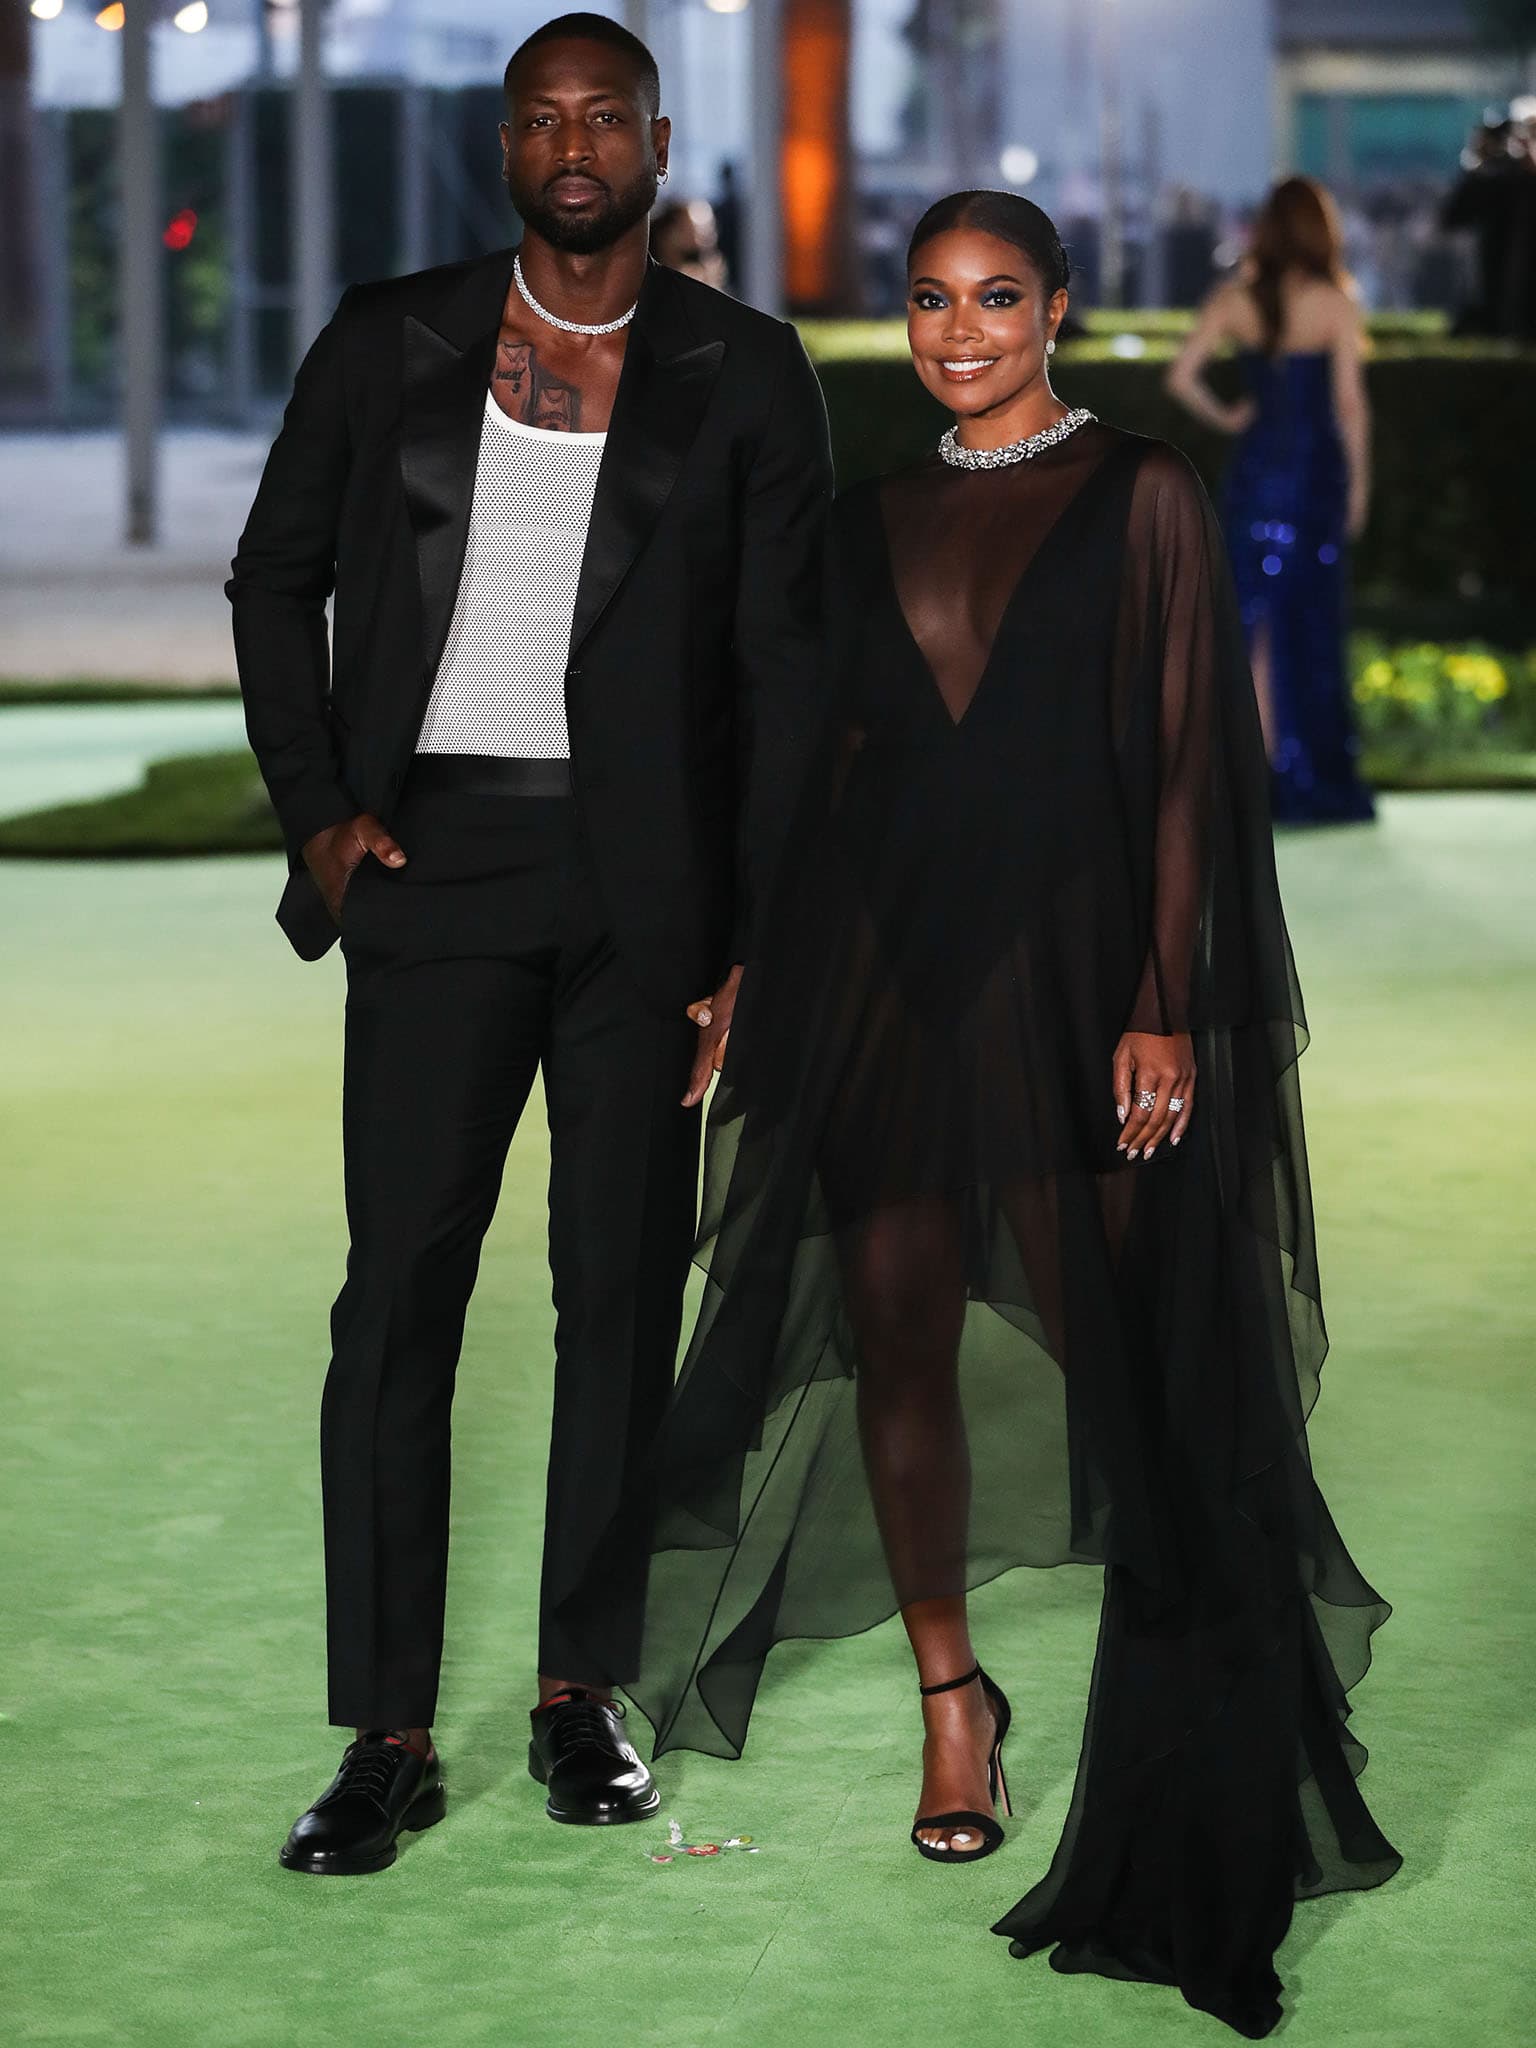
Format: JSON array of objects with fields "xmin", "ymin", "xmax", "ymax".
[
  {"xmin": 990, "ymin": 444, "xmax": 1400, "ymax": 2036},
  {"xmin": 1117, "ymin": 441, "xmax": 1295, "ymax": 1045}
]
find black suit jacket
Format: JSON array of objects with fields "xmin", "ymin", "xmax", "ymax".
[{"xmin": 227, "ymin": 250, "xmax": 832, "ymax": 1008}]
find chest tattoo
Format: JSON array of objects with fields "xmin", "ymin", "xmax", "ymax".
[{"xmin": 494, "ymin": 336, "xmax": 583, "ymax": 430}]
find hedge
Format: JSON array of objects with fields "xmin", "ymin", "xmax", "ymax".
[
  {"xmin": 0, "ymin": 678, "xmax": 239, "ymax": 704},
  {"xmin": 0, "ymin": 748, "xmax": 280, "ymax": 857}
]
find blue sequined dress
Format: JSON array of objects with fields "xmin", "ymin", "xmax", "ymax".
[{"xmin": 1223, "ymin": 351, "xmax": 1374, "ymax": 824}]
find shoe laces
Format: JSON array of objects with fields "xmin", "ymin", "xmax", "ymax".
[
  {"xmin": 542, "ymin": 1693, "xmax": 625, "ymax": 1760},
  {"xmin": 339, "ymin": 1733, "xmax": 415, "ymax": 1802}
]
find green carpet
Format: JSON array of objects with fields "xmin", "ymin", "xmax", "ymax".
[{"xmin": 2, "ymin": 795, "xmax": 1532, "ymax": 2047}]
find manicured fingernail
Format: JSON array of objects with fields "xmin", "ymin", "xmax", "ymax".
[
  {"xmin": 697, "ymin": 1008, "xmax": 712, "ymax": 1027},
  {"xmin": 1127, "ymin": 1148, "xmax": 1139, "ymax": 1161},
  {"xmin": 1116, "ymin": 1105, "xmax": 1127, "ymax": 1123},
  {"xmin": 1145, "ymin": 1146, "xmax": 1156, "ymax": 1160},
  {"xmin": 1171, "ymin": 1135, "xmax": 1181, "ymax": 1147}
]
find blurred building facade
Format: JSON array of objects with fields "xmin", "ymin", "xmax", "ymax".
[
  {"xmin": 1274, "ymin": 0, "xmax": 1531, "ymax": 310},
  {"xmin": 3, "ymin": 0, "xmax": 1534, "ymax": 425},
  {"xmin": 1276, "ymin": 0, "xmax": 1520, "ymax": 192}
]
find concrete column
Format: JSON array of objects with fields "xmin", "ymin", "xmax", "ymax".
[
  {"xmin": 745, "ymin": 0, "xmax": 783, "ymax": 315},
  {"xmin": 1096, "ymin": 0, "xmax": 1125, "ymax": 309},
  {"xmin": 292, "ymin": 0, "xmax": 335, "ymax": 362},
  {"xmin": 120, "ymin": 0, "xmax": 161, "ymax": 545},
  {"xmin": 37, "ymin": 108, "xmax": 72, "ymax": 419},
  {"xmin": 226, "ymin": 86, "xmax": 256, "ymax": 422},
  {"xmin": 399, "ymin": 81, "xmax": 429, "ymax": 275}
]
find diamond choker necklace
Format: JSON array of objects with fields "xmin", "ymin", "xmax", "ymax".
[
  {"xmin": 938, "ymin": 407, "xmax": 1096, "ymax": 471},
  {"xmin": 513, "ymin": 252, "xmax": 638, "ymax": 337}
]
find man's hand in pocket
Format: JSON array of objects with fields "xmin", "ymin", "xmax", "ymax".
[{"xmin": 302, "ymin": 814, "xmax": 407, "ymax": 924}]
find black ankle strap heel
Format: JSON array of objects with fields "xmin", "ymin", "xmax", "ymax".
[
  {"xmin": 910, "ymin": 1664, "xmax": 1013, "ymax": 1864},
  {"xmin": 919, "ymin": 1664, "xmax": 981, "ymax": 1698}
]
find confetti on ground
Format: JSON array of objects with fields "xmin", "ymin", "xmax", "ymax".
[{"xmin": 647, "ymin": 1819, "xmax": 762, "ymax": 1863}]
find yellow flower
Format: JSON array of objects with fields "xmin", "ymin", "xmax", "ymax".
[
  {"xmin": 1445, "ymin": 654, "xmax": 1508, "ymax": 703},
  {"xmin": 1354, "ymin": 658, "xmax": 1397, "ymax": 704}
]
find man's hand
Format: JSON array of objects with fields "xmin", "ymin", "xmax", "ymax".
[
  {"xmin": 683, "ymin": 965, "xmax": 743, "ymax": 1108},
  {"xmin": 302, "ymin": 813, "xmax": 406, "ymax": 925},
  {"xmin": 1113, "ymin": 1030, "xmax": 1195, "ymax": 1163}
]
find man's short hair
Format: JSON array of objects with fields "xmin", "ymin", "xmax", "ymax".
[{"xmin": 504, "ymin": 13, "xmax": 661, "ymax": 118}]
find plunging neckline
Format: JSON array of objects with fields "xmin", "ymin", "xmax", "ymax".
[{"xmin": 876, "ymin": 436, "xmax": 1125, "ymax": 731}]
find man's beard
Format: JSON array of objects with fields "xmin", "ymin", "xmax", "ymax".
[{"xmin": 507, "ymin": 164, "xmax": 659, "ymax": 255}]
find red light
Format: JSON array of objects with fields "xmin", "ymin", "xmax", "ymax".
[{"xmin": 163, "ymin": 208, "xmax": 198, "ymax": 251}]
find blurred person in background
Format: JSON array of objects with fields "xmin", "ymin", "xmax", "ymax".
[
  {"xmin": 1166, "ymin": 175, "xmax": 1375, "ymax": 825},
  {"xmin": 1440, "ymin": 113, "xmax": 1527, "ymax": 337},
  {"xmin": 651, "ymin": 196, "xmax": 729, "ymax": 289},
  {"xmin": 1163, "ymin": 186, "xmax": 1219, "ymax": 307},
  {"xmin": 1508, "ymin": 99, "xmax": 1536, "ymax": 342},
  {"xmin": 712, "ymin": 158, "xmax": 742, "ymax": 280},
  {"xmin": 857, "ymin": 193, "xmax": 908, "ymax": 316}
]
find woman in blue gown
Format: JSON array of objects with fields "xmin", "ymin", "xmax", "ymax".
[{"xmin": 1168, "ymin": 177, "xmax": 1375, "ymax": 824}]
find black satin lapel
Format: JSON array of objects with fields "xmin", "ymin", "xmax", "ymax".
[
  {"xmin": 399, "ymin": 314, "xmax": 498, "ymax": 679},
  {"xmin": 569, "ymin": 332, "xmax": 725, "ymax": 655}
]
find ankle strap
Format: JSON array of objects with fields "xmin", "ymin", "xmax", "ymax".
[{"xmin": 919, "ymin": 1664, "xmax": 980, "ymax": 1698}]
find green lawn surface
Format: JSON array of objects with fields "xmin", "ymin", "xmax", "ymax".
[{"xmin": 1, "ymin": 794, "xmax": 1532, "ymax": 2047}]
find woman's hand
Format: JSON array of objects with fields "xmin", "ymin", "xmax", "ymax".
[
  {"xmin": 1165, "ymin": 284, "xmax": 1254, "ymax": 439},
  {"xmin": 1113, "ymin": 1031, "xmax": 1195, "ymax": 1162},
  {"xmin": 683, "ymin": 965, "xmax": 743, "ymax": 1108}
]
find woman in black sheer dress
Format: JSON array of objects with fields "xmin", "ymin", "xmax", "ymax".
[{"xmin": 563, "ymin": 192, "xmax": 1398, "ymax": 2038}]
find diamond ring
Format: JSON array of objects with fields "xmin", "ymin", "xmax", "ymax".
[
  {"xmin": 1136, "ymin": 1090, "xmax": 1157, "ymax": 1112},
  {"xmin": 1169, "ymin": 1097, "xmax": 1185, "ymax": 1113}
]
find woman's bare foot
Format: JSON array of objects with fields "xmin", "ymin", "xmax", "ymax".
[{"xmin": 913, "ymin": 1673, "xmax": 1002, "ymax": 1852}]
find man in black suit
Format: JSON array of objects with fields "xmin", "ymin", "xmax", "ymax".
[{"xmin": 229, "ymin": 12, "xmax": 831, "ymax": 1873}]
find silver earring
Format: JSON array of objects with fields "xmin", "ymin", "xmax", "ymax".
[
  {"xmin": 658, "ymin": 166, "xmax": 669, "ymax": 184},
  {"xmin": 1046, "ymin": 338, "xmax": 1057, "ymax": 356}
]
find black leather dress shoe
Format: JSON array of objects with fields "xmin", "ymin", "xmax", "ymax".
[
  {"xmin": 528, "ymin": 1691, "xmax": 660, "ymax": 1825},
  {"xmin": 279, "ymin": 1733, "xmax": 445, "ymax": 1875}
]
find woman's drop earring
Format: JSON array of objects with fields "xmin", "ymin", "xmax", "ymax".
[{"xmin": 1046, "ymin": 338, "xmax": 1057, "ymax": 356}]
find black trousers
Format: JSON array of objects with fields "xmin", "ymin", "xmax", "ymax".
[{"xmin": 324, "ymin": 775, "xmax": 700, "ymax": 1727}]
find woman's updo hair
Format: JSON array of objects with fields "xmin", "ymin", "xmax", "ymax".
[{"xmin": 906, "ymin": 190, "xmax": 1070, "ymax": 297}]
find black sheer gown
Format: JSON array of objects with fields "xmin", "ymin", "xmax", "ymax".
[{"xmin": 561, "ymin": 424, "xmax": 1399, "ymax": 2037}]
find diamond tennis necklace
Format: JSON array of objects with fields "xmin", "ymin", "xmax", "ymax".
[
  {"xmin": 512, "ymin": 252, "xmax": 638, "ymax": 337},
  {"xmin": 938, "ymin": 406, "xmax": 1097, "ymax": 471}
]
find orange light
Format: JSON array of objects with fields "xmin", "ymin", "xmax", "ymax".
[
  {"xmin": 95, "ymin": 3, "xmax": 126, "ymax": 27},
  {"xmin": 781, "ymin": 0, "xmax": 850, "ymax": 308}
]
